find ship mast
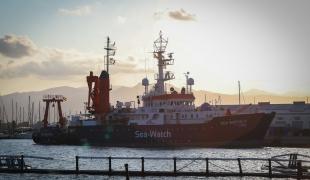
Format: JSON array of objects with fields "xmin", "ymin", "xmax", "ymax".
[
  {"xmin": 104, "ymin": 37, "xmax": 116, "ymax": 74},
  {"xmin": 153, "ymin": 31, "xmax": 175, "ymax": 95}
]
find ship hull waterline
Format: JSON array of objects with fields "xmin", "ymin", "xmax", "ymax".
[{"xmin": 32, "ymin": 113, "xmax": 275, "ymax": 148}]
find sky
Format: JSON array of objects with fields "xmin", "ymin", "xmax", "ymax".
[{"xmin": 0, "ymin": 0, "xmax": 309, "ymax": 96}]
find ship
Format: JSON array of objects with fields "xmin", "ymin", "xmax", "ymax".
[
  {"xmin": 218, "ymin": 101, "xmax": 310, "ymax": 147},
  {"xmin": 32, "ymin": 32, "xmax": 275, "ymax": 148}
]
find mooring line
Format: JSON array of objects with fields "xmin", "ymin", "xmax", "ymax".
[
  {"xmin": 209, "ymin": 161, "xmax": 235, "ymax": 173},
  {"xmin": 177, "ymin": 159, "xmax": 198, "ymax": 172}
]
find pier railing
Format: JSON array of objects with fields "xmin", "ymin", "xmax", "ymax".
[{"xmin": 1, "ymin": 154, "xmax": 310, "ymax": 179}]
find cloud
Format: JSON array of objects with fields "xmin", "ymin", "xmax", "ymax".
[
  {"xmin": 58, "ymin": 5, "xmax": 92, "ymax": 16},
  {"xmin": 0, "ymin": 34, "xmax": 37, "ymax": 58},
  {"xmin": 0, "ymin": 41, "xmax": 151, "ymax": 79},
  {"xmin": 153, "ymin": 11, "xmax": 165, "ymax": 20},
  {"xmin": 127, "ymin": 56, "xmax": 135, "ymax": 62},
  {"xmin": 0, "ymin": 58, "xmax": 92, "ymax": 79},
  {"xmin": 117, "ymin": 16, "xmax": 127, "ymax": 24},
  {"xmin": 7, "ymin": 60, "xmax": 14, "ymax": 65},
  {"xmin": 111, "ymin": 56, "xmax": 153, "ymax": 74},
  {"xmin": 168, "ymin": 9, "xmax": 196, "ymax": 21}
]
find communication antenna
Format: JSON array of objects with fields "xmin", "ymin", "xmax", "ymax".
[
  {"xmin": 238, "ymin": 81, "xmax": 241, "ymax": 105},
  {"xmin": 184, "ymin": 72, "xmax": 190, "ymax": 94},
  {"xmin": 144, "ymin": 57, "xmax": 148, "ymax": 78},
  {"xmin": 153, "ymin": 31, "xmax": 175, "ymax": 94},
  {"xmin": 104, "ymin": 37, "xmax": 117, "ymax": 74}
]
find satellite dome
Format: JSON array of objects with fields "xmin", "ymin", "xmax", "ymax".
[
  {"xmin": 187, "ymin": 78, "xmax": 194, "ymax": 85},
  {"xmin": 142, "ymin": 78, "xmax": 149, "ymax": 86}
]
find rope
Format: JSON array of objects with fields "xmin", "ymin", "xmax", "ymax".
[
  {"xmin": 177, "ymin": 159, "xmax": 197, "ymax": 172},
  {"xmin": 176, "ymin": 159, "xmax": 236, "ymax": 173},
  {"xmin": 209, "ymin": 161, "xmax": 235, "ymax": 173}
]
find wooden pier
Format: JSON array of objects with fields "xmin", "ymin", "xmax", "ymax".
[{"xmin": 1, "ymin": 154, "xmax": 310, "ymax": 179}]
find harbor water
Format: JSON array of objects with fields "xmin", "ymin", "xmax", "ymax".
[{"xmin": 0, "ymin": 139, "xmax": 309, "ymax": 179}]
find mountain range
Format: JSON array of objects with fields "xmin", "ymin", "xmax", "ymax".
[{"xmin": 0, "ymin": 84, "xmax": 308, "ymax": 123}]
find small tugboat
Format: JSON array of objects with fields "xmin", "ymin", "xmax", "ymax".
[{"xmin": 33, "ymin": 32, "xmax": 275, "ymax": 148}]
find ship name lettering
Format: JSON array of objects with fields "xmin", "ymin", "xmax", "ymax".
[
  {"xmin": 135, "ymin": 131, "xmax": 148, "ymax": 138},
  {"xmin": 135, "ymin": 130, "xmax": 171, "ymax": 138},
  {"xmin": 149, "ymin": 130, "xmax": 171, "ymax": 138}
]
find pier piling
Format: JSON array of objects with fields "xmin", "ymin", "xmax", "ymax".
[
  {"xmin": 173, "ymin": 157, "xmax": 177, "ymax": 175},
  {"xmin": 108, "ymin": 156, "xmax": 112, "ymax": 174},
  {"xmin": 141, "ymin": 157, "xmax": 144, "ymax": 175},
  {"xmin": 75, "ymin": 156, "xmax": 79, "ymax": 173},
  {"xmin": 297, "ymin": 160, "xmax": 302, "ymax": 179},
  {"xmin": 268, "ymin": 158, "xmax": 272, "ymax": 178},
  {"xmin": 205, "ymin": 158, "xmax": 209, "ymax": 175},
  {"xmin": 125, "ymin": 163, "xmax": 129, "ymax": 180},
  {"xmin": 237, "ymin": 158, "xmax": 242, "ymax": 175},
  {"xmin": 20, "ymin": 155, "xmax": 24, "ymax": 172}
]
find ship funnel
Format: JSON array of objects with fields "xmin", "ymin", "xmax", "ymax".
[{"xmin": 98, "ymin": 70, "xmax": 110, "ymax": 117}]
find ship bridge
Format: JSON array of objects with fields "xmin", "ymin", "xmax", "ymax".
[{"xmin": 142, "ymin": 92, "xmax": 195, "ymax": 112}]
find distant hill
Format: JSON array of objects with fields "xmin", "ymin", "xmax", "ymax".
[
  {"xmin": 242, "ymin": 89, "xmax": 276, "ymax": 96},
  {"xmin": 0, "ymin": 84, "xmax": 308, "ymax": 123}
]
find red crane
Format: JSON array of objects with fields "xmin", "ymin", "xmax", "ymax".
[{"xmin": 42, "ymin": 95, "xmax": 66, "ymax": 128}]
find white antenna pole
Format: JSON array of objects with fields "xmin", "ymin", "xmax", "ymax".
[
  {"xmin": 238, "ymin": 81, "xmax": 241, "ymax": 105},
  {"xmin": 145, "ymin": 58, "xmax": 147, "ymax": 77},
  {"xmin": 185, "ymin": 72, "xmax": 189, "ymax": 94}
]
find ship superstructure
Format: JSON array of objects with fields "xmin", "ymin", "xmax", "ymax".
[{"xmin": 113, "ymin": 32, "xmax": 224, "ymax": 126}]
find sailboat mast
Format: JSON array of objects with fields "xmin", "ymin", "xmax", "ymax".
[
  {"xmin": 11, "ymin": 99, "xmax": 13, "ymax": 122},
  {"xmin": 39, "ymin": 101, "xmax": 41, "ymax": 122},
  {"xmin": 28, "ymin": 96, "xmax": 30, "ymax": 127},
  {"xmin": 19, "ymin": 106, "xmax": 21, "ymax": 126},
  {"xmin": 23, "ymin": 107, "xmax": 24, "ymax": 124},
  {"xmin": 15, "ymin": 102, "xmax": 17, "ymax": 125},
  {"xmin": 0, "ymin": 106, "xmax": 1, "ymax": 129},
  {"xmin": 31, "ymin": 102, "xmax": 34, "ymax": 126}
]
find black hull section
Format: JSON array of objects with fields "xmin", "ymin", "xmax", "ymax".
[{"xmin": 33, "ymin": 113, "xmax": 275, "ymax": 148}]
